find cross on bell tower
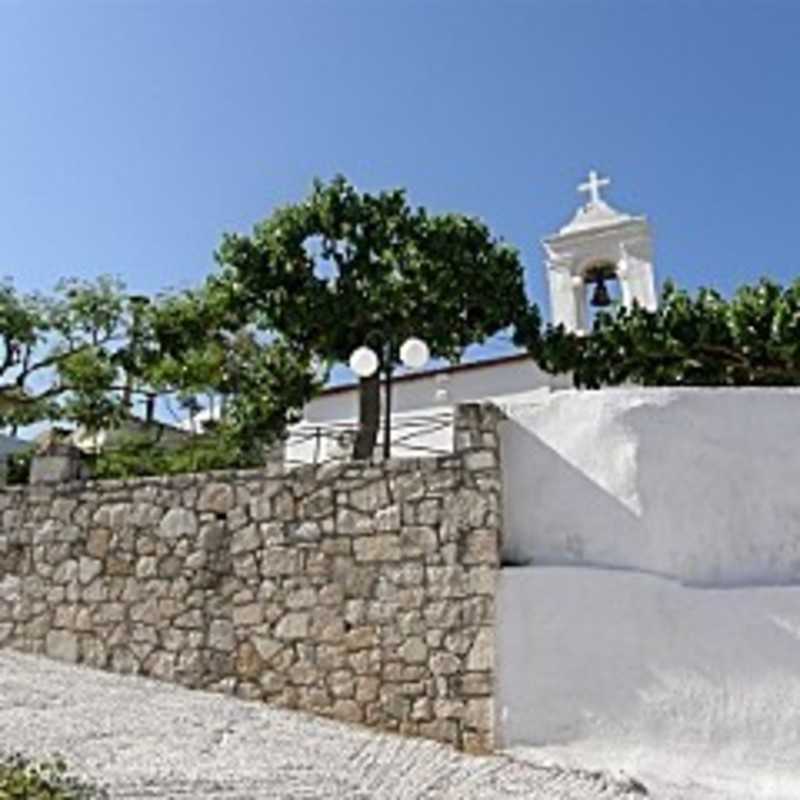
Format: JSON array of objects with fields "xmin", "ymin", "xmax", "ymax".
[
  {"xmin": 541, "ymin": 170, "xmax": 657, "ymax": 333},
  {"xmin": 578, "ymin": 170, "xmax": 610, "ymax": 206}
]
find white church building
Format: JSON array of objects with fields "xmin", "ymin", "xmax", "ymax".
[{"xmin": 290, "ymin": 171, "xmax": 658, "ymax": 460}]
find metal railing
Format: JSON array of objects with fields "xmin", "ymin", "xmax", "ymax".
[{"xmin": 282, "ymin": 410, "xmax": 454, "ymax": 466}]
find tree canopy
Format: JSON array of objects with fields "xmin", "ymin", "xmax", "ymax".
[
  {"xmin": 0, "ymin": 276, "xmax": 140, "ymax": 433},
  {"xmin": 143, "ymin": 282, "xmax": 318, "ymax": 464},
  {"xmin": 215, "ymin": 175, "xmax": 531, "ymax": 454},
  {"xmin": 0, "ymin": 275, "xmax": 317, "ymax": 474},
  {"xmin": 517, "ymin": 278, "xmax": 800, "ymax": 388}
]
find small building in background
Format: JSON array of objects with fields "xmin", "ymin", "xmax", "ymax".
[{"xmin": 287, "ymin": 354, "xmax": 572, "ymax": 463}]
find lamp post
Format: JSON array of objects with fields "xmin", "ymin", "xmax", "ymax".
[{"xmin": 349, "ymin": 336, "xmax": 430, "ymax": 460}]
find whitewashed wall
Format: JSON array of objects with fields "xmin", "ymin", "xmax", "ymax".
[
  {"xmin": 499, "ymin": 388, "xmax": 800, "ymax": 586},
  {"xmin": 497, "ymin": 389, "xmax": 800, "ymax": 795},
  {"xmin": 498, "ymin": 567, "xmax": 800, "ymax": 796},
  {"xmin": 304, "ymin": 356, "xmax": 569, "ymax": 424}
]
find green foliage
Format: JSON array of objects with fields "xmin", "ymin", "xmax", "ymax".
[
  {"xmin": 0, "ymin": 271, "xmax": 314, "ymax": 467},
  {"xmin": 215, "ymin": 175, "xmax": 531, "ymax": 455},
  {"xmin": 91, "ymin": 431, "xmax": 264, "ymax": 479},
  {"xmin": 144, "ymin": 287, "xmax": 319, "ymax": 461},
  {"xmin": 0, "ymin": 276, "xmax": 136, "ymax": 432},
  {"xmin": 0, "ymin": 753, "xmax": 108, "ymax": 799},
  {"xmin": 215, "ymin": 175, "xmax": 530, "ymax": 366},
  {"xmin": 87, "ymin": 319, "xmax": 314, "ymax": 480},
  {"xmin": 6, "ymin": 447, "xmax": 33, "ymax": 486},
  {"xmin": 0, "ymin": 281, "xmax": 55, "ymax": 428},
  {"xmin": 517, "ymin": 278, "xmax": 800, "ymax": 388}
]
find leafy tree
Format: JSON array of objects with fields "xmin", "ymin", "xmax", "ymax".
[
  {"xmin": 0, "ymin": 277, "xmax": 142, "ymax": 433},
  {"xmin": 140, "ymin": 283, "xmax": 319, "ymax": 467},
  {"xmin": 215, "ymin": 175, "xmax": 531, "ymax": 456},
  {"xmin": 0, "ymin": 273, "xmax": 317, "ymax": 475},
  {"xmin": 518, "ymin": 278, "xmax": 800, "ymax": 387}
]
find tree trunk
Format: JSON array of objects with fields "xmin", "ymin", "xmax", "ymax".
[{"xmin": 353, "ymin": 372, "xmax": 380, "ymax": 459}]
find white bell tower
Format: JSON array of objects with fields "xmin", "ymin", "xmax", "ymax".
[{"xmin": 542, "ymin": 170, "xmax": 657, "ymax": 333}]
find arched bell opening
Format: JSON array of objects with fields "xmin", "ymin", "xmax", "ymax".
[
  {"xmin": 583, "ymin": 263, "xmax": 618, "ymax": 306},
  {"xmin": 579, "ymin": 262, "xmax": 621, "ymax": 330}
]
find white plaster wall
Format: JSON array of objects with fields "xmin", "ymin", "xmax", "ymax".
[
  {"xmin": 303, "ymin": 357, "xmax": 569, "ymax": 424},
  {"xmin": 500, "ymin": 388, "xmax": 800, "ymax": 586},
  {"xmin": 294, "ymin": 357, "xmax": 570, "ymax": 464},
  {"xmin": 498, "ymin": 567, "xmax": 800, "ymax": 797},
  {"xmin": 498, "ymin": 388, "xmax": 800, "ymax": 794}
]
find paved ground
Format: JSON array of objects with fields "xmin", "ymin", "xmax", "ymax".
[{"xmin": 0, "ymin": 651, "xmax": 653, "ymax": 800}]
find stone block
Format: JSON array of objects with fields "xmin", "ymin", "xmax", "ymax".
[
  {"xmin": 336, "ymin": 508, "xmax": 373, "ymax": 535},
  {"xmin": 208, "ymin": 619, "xmax": 235, "ymax": 651},
  {"xmin": 426, "ymin": 566, "xmax": 467, "ymax": 598},
  {"xmin": 374, "ymin": 505, "xmax": 401, "ymax": 531},
  {"xmin": 45, "ymin": 630, "xmax": 79, "ymax": 662},
  {"xmin": 444, "ymin": 630, "xmax": 472, "ymax": 655},
  {"xmin": 298, "ymin": 488, "xmax": 334, "ymax": 518},
  {"xmin": 235, "ymin": 642, "xmax": 261, "ymax": 679},
  {"xmin": 463, "ymin": 529, "xmax": 499, "ymax": 565},
  {"xmin": 355, "ymin": 676, "xmax": 379, "ymax": 702},
  {"xmin": 465, "ymin": 697, "xmax": 494, "ymax": 731},
  {"xmin": 349, "ymin": 481, "xmax": 389, "ymax": 512},
  {"xmin": 260, "ymin": 547, "xmax": 301, "ymax": 577},
  {"xmin": 399, "ymin": 636, "xmax": 427, "ymax": 664},
  {"xmin": 231, "ymin": 524, "xmax": 260, "ymax": 554},
  {"xmin": 353, "ymin": 535, "xmax": 401, "ymax": 562},
  {"xmin": 410, "ymin": 697, "xmax": 433, "ymax": 721},
  {"xmin": 286, "ymin": 587, "xmax": 317, "ymax": 610},
  {"xmin": 272, "ymin": 490, "xmax": 296, "ymax": 521},
  {"xmin": 232, "ymin": 553, "xmax": 259, "ymax": 580},
  {"xmin": 274, "ymin": 612, "xmax": 310, "ymax": 640},
  {"xmin": 232, "ymin": 603, "xmax": 262, "ymax": 627},
  {"xmin": 0, "ymin": 623, "xmax": 14, "ymax": 644},
  {"xmin": 430, "ymin": 652, "xmax": 461, "ymax": 675},
  {"xmin": 197, "ymin": 483, "xmax": 235, "ymax": 514},
  {"xmin": 344, "ymin": 626, "xmax": 378, "ymax": 651},
  {"xmin": 328, "ymin": 670, "xmax": 355, "ymax": 698},
  {"xmin": 466, "ymin": 627, "xmax": 493, "ymax": 671},
  {"xmin": 331, "ymin": 699, "xmax": 364, "ymax": 724},
  {"xmin": 288, "ymin": 521, "xmax": 321, "ymax": 543},
  {"xmin": 318, "ymin": 583, "xmax": 344, "ymax": 606},
  {"xmin": 463, "ymin": 450, "xmax": 496, "ymax": 472},
  {"xmin": 82, "ymin": 638, "xmax": 108, "ymax": 669},
  {"xmin": 260, "ymin": 670, "xmax": 287, "ymax": 694},
  {"xmin": 30, "ymin": 451, "xmax": 85, "ymax": 485},
  {"xmin": 159, "ymin": 508, "xmax": 198, "ymax": 540},
  {"xmin": 419, "ymin": 718, "xmax": 458, "ymax": 745},
  {"xmin": 399, "ymin": 526, "xmax": 437, "ymax": 557},
  {"xmin": 459, "ymin": 672, "xmax": 492, "ymax": 696},
  {"xmin": 433, "ymin": 698, "xmax": 465, "ymax": 720},
  {"xmin": 251, "ymin": 635, "xmax": 282, "ymax": 663},
  {"xmin": 468, "ymin": 566, "xmax": 496, "ymax": 596}
]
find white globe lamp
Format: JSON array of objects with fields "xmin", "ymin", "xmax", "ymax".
[
  {"xmin": 349, "ymin": 346, "xmax": 379, "ymax": 378},
  {"xmin": 399, "ymin": 337, "xmax": 430, "ymax": 370}
]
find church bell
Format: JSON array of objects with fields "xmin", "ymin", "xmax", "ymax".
[{"xmin": 590, "ymin": 277, "xmax": 611, "ymax": 308}]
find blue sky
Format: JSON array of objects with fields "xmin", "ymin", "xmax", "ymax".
[{"xmin": 1, "ymin": 0, "xmax": 799, "ymax": 364}]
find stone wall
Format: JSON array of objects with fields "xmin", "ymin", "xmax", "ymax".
[{"xmin": 0, "ymin": 404, "xmax": 503, "ymax": 752}]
